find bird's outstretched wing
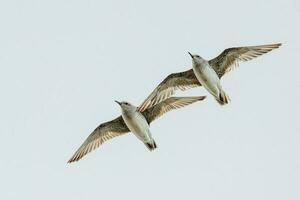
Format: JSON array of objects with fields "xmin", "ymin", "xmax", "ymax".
[
  {"xmin": 68, "ymin": 116, "xmax": 129, "ymax": 163},
  {"xmin": 142, "ymin": 96, "xmax": 206, "ymax": 124},
  {"xmin": 138, "ymin": 69, "xmax": 200, "ymax": 112},
  {"xmin": 208, "ymin": 43, "xmax": 281, "ymax": 77}
]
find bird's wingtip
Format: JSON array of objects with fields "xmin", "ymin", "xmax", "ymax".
[
  {"xmin": 198, "ymin": 96, "xmax": 207, "ymax": 101},
  {"xmin": 67, "ymin": 156, "xmax": 78, "ymax": 163}
]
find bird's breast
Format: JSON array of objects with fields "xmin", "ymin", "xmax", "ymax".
[
  {"xmin": 121, "ymin": 112, "xmax": 151, "ymax": 142},
  {"xmin": 193, "ymin": 63, "xmax": 218, "ymax": 82}
]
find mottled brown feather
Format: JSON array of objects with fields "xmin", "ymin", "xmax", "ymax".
[
  {"xmin": 68, "ymin": 116, "xmax": 129, "ymax": 163},
  {"xmin": 142, "ymin": 96, "xmax": 206, "ymax": 124},
  {"xmin": 209, "ymin": 43, "xmax": 281, "ymax": 77},
  {"xmin": 138, "ymin": 69, "xmax": 200, "ymax": 112}
]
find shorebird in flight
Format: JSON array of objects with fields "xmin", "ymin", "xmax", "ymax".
[
  {"xmin": 138, "ymin": 43, "xmax": 281, "ymax": 111},
  {"xmin": 188, "ymin": 52, "xmax": 230, "ymax": 105},
  {"xmin": 68, "ymin": 96, "xmax": 206, "ymax": 163}
]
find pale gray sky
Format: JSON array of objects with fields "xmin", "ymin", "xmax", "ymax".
[{"xmin": 0, "ymin": 0, "xmax": 299, "ymax": 199}]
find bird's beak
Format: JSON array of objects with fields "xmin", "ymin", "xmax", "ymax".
[
  {"xmin": 115, "ymin": 100, "xmax": 121, "ymax": 106},
  {"xmin": 188, "ymin": 52, "xmax": 193, "ymax": 58}
]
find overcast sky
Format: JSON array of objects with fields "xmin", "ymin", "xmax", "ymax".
[{"xmin": 0, "ymin": 0, "xmax": 299, "ymax": 199}]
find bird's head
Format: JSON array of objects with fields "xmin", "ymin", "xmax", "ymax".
[
  {"xmin": 115, "ymin": 100, "xmax": 136, "ymax": 112},
  {"xmin": 188, "ymin": 52, "xmax": 205, "ymax": 64}
]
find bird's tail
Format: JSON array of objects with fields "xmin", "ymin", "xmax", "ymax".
[
  {"xmin": 145, "ymin": 139, "xmax": 157, "ymax": 151},
  {"xmin": 216, "ymin": 90, "xmax": 231, "ymax": 105}
]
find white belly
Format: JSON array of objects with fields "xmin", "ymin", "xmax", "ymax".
[
  {"xmin": 122, "ymin": 111, "xmax": 152, "ymax": 143},
  {"xmin": 192, "ymin": 64, "xmax": 221, "ymax": 98}
]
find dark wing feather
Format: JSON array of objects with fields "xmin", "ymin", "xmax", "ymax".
[
  {"xmin": 138, "ymin": 69, "xmax": 200, "ymax": 112},
  {"xmin": 143, "ymin": 96, "xmax": 206, "ymax": 124},
  {"xmin": 68, "ymin": 116, "xmax": 129, "ymax": 163},
  {"xmin": 209, "ymin": 43, "xmax": 281, "ymax": 78}
]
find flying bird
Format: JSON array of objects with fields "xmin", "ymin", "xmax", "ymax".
[
  {"xmin": 68, "ymin": 96, "xmax": 206, "ymax": 163},
  {"xmin": 188, "ymin": 52, "xmax": 230, "ymax": 105},
  {"xmin": 138, "ymin": 43, "xmax": 281, "ymax": 111}
]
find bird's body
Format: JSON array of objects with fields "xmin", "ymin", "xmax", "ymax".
[
  {"xmin": 190, "ymin": 53, "xmax": 230, "ymax": 105},
  {"xmin": 119, "ymin": 101, "xmax": 157, "ymax": 150},
  {"xmin": 121, "ymin": 108, "xmax": 152, "ymax": 142}
]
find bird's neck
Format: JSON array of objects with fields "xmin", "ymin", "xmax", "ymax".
[
  {"xmin": 193, "ymin": 60, "xmax": 208, "ymax": 69},
  {"xmin": 122, "ymin": 109, "xmax": 137, "ymax": 118}
]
